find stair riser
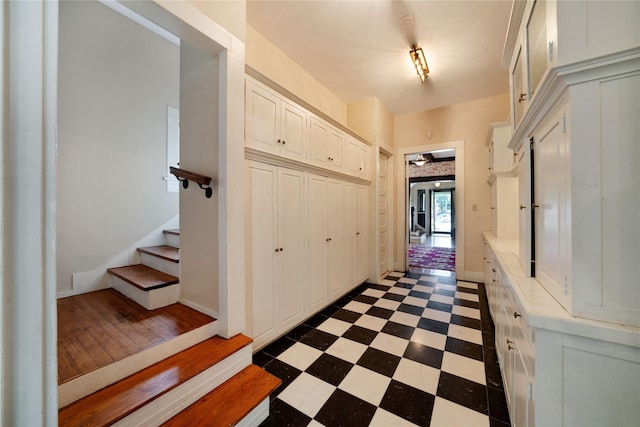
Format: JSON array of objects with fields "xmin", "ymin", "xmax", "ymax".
[
  {"xmin": 113, "ymin": 346, "xmax": 252, "ymax": 427},
  {"xmin": 111, "ymin": 276, "xmax": 179, "ymax": 310},
  {"xmin": 140, "ymin": 253, "xmax": 179, "ymax": 277},
  {"xmin": 165, "ymin": 234, "xmax": 180, "ymax": 249},
  {"xmin": 237, "ymin": 399, "xmax": 270, "ymax": 427},
  {"xmin": 58, "ymin": 321, "xmax": 218, "ymax": 408}
]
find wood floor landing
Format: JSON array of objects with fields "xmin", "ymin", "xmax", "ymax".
[{"xmin": 57, "ymin": 289, "xmax": 215, "ymax": 384}]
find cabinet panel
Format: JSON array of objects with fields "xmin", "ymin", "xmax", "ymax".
[
  {"xmin": 346, "ymin": 138, "xmax": 361, "ymax": 176},
  {"xmin": 356, "ymin": 184, "xmax": 368, "ymax": 281},
  {"xmin": 526, "ymin": 0, "xmax": 547, "ymax": 99},
  {"xmin": 309, "ymin": 117, "xmax": 330, "ymax": 167},
  {"xmin": 246, "ymin": 82, "xmax": 279, "ymax": 155},
  {"xmin": 517, "ymin": 145, "xmax": 533, "ymax": 276},
  {"xmin": 278, "ymin": 168, "xmax": 306, "ymax": 331},
  {"xmin": 512, "ymin": 47, "xmax": 526, "ymax": 127},
  {"xmin": 247, "ymin": 162, "xmax": 279, "ymax": 345},
  {"xmin": 534, "ymin": 110, "xmax": 569, "ymax": 305},
  {"xmin": 280, "ymin": 101, "xmax": 307, "ymax": 161},
  {"xmin": 328, "ymin": 128, "xmax": 345, "ymax": 171},
  {"xmin": 344, "ymin": 184, "xmax": 358, "ymax": 286},
  {"xmin": 328, "ymin": 179, "xmax": 345, "ymax": 299},
  {"xmin": 308, "ymin": 175, "xmax": 329, "ymax": 312}
]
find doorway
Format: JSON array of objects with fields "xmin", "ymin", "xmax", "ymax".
[{"xmin": 405, "ymin": 149, "xmax": 457, "ymax": 274}]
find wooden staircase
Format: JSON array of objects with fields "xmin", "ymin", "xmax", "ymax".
[
  {"xmin": 107, "ymin": 230, "xmax": 182, "ymax": 310},
  {"xmin": 59, "ymin": 334, "xmax": 281, "ymax": 426},
  {"xmin": 59, "ymin": 228, "xmax": 281, "ymax": 425}
]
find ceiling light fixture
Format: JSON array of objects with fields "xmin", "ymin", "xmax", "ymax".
[
  {"xmin": 410, "ymin": 44, "xmax": 429, "ymax": 83},
  {"xmin": 434, "ymin": 182, "xmax": 441, "ymax": 188},
  {"xmin": 414, "ymin": 153, "xmax": 427, "ymax": 166}
]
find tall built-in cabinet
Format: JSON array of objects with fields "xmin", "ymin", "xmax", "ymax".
[
  {"xmin": 486, "ymin": 1, "xmax": 640, "ymax": 425},
  {"xmin": 486, "ymin": 122, "xmax": 518, "ymax": 239},
  {"xmin": 246, "ymin": 162, "xmax": 306, "ymax": 347},
  {"xmin": 245, "ymin": 75, "xmax": 372, "ymax": 350}
]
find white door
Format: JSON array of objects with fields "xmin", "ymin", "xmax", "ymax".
[
  {"xmin": 278, "ymin": 168, "xmax": 306, "ymax": 331},
  {"xmin": 517, "ymin": 145, "xmax": 533, "ymax": 276},
  {"xmin": 328, "ymin": 179, "xmax": 344, "ymax": 299},
  {"xmin": 345, "ymin": 183, "xmax": 358, "ymax": 286},
  {"xmin": 247, "ymin": 161, "xmax": 279, "ymax": 346},
  {"xmin": 245, "ymin": 81, "xmax": 279, "ymax": 155},
  {"xmin": 356, "ymin": 184, "xmax": 368, "ymax": 281},
  {"xmin": 378, "ymin": 152, "xmax": 389, "ymax": 276},
  {"xmin": 308, "ymin": 174, "xmax": 328, "ymax": 312},
  {"xmin": 328, "ymin": 128, "xmax": 345, "ymax": 171},
  {"xmin": 309, "ymin": 118, "xmax": 330, "ymax": 167},
  {"xmin": 280, "ymin": 100, "xmax": 307, "ymax": 161},
  {"xmin": 346, "ymin": 138, "xmax": 361, "ymax": 176}
]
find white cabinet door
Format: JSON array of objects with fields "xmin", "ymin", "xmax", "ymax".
[
  {"xmin": 280, "ymin": 100, "xmax": 307, "ymax": 162},
  {"xmin": 356, "ymin": 184, "xmax": 369, "ymax": 282},
  {"xmin": 534, "ymin": 109, "xmax": 569, "ymax": 304},
  {"xmin": 278, "ymin": 168, "xmax": 306, "ymax": 332},
  {"xmin": 327, "ymin": 179, "xmax": 344, "ymax": 299},
  {"xmin": 346, "ymin": 138, "xmax": 361, "ymax": 176},
  {"xmin": 247, "ymin": 162, "xmax": 279, "ymax": 346},
  {"xmin": 359, "ymin": 143, "xmax": 371, "ymax": 179},
  {"xmin": 344, "ymin": 183, "xmax": 358, "ymax": 287},
  {"xmin": 517, "ymin": 145, "xmax": 533, "ymax": 276},
  {"xmin": 308, "ymin": 174, "xmax": 329, "ymax": 312},
  {"xmin": 309, "ymin": 117, "xmax": 330, "ymax": 168},
  {"xmin": 328, "ymin": 127, "xmax": 345, "ymax": 171},
  {"xmin": 246, "ymin": 82, "xmax": 279, "ymax": 155}
]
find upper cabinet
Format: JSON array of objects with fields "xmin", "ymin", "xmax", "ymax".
[
  {"xmin": 506, "ymin": 0, "xmax": 640, "ymax": 130},
  {"xmin": 486, "ymin": 121, "xmax": 515, "ymax": 177},
  {"xmin": 245, "ymin": 80, "xmax": 308, "ymax": 162},
  {"xmin": 245, "ymin": 76, "xmax": 372, "ymax": 181}
]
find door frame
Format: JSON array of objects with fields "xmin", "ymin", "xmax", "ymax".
[{"xmin": 395, "ymin": 141, "xmax": 465, "ymax": 278}]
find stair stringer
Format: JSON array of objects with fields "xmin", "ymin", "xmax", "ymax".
[
  {"xmin": 113, "ymin": 345, "xmax": 252, "ymax": 427},
  {"xmin": 58, "ymin": 320, "xmax": 217, "ymax": 408}
]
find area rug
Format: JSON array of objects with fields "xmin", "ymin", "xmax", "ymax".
[{"xmin": 409, "ymin": 244, "xmax": 456, "ymax": 271}]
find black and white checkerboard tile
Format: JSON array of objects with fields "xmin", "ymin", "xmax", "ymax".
[{"xmin": 254, "ymin": 271, "xmax": 511, "ymax": 427}]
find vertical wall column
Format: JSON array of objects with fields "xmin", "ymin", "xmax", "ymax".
[{"xmin": 1, "ymin": 1, "xmax": 58, "ymax": 424}]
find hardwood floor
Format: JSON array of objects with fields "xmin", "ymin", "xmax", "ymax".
[{"xmin": 57, "ymin": 289, "xmax": 215, "ymax": 384}]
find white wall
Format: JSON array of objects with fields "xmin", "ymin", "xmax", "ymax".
[{"xmin": 57, "ymin": 1, "xmax": 179, "ymax": 294}]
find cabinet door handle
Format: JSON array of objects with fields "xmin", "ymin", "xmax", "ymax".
[
  {"xmin": 280, "ymin": 248, "xmax": 284, "ymax": 252},
  {"xmin": 507, "ymin": 339, "xmax": 513, "ymax": 345},
  {"xmin": 532, "ymin": 203, "xmax": 539, "ymax": 209},
  {"xmin": 356, "ymin": 232, "xmax": 360, "ymax": 235},
  {"xmin": 518, "ymin": 93, "xmax": 527, "ymax": 103},
  {"xmin": 277, "ymin": 139, "xmax": 281, "ymax": 144},
  {"xmin": 514, "ymin": 311, "xmax": 521, "ymax": 319},
  {"xmin": 520, "ymin": 204, "xmax": 527, "ymax": 210},
  {"xmin": 508, "ymin": 344, "xmax": 515, "ymax": 351},
  {"xmin": 282, "ymin": 140, "xmax": 286, "ymax": 145},
  {"xmin": 492, "ymin": 268, "xmax": 496, "ymax": 273},
  {"xmin": 275, "ymin": 248, "xmax": 279, "ymax": 252}
]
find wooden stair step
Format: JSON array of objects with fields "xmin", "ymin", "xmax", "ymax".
[
  {"xmin": 107, "ymin": 265, "xmax": 178, "ymax": 291},
  {"xmin": 58, "ymin": 334, "xmax": 253, "ymax": 426},
  {"xmin": 162, "ymin": 365, "xmax": 281, "ymax": 427},
  {"xmin": 163, "ymin": 229, "xmax": 180, "ymax": 236},
  {"xmin": 137, "ymin": 245, "xmax": 180, "ymax": 263}
]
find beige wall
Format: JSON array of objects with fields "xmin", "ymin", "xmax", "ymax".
[
  {"xmin": 347, "ymin": 97, "xmax": 394, "ymax": 150},
  {"xmin": 187, "ymin": 0, "xmax": 246, "ymax": 42},
  {"xmin": 395, "ymin": 93, "xmax": 510, "ymax": 275},
  {"xmin": 245, "ymin": 25, "xmax": 348, "ymax": 125}
]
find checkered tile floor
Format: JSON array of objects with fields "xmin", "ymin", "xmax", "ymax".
[{"xmin": 254, "ymin": 271, "xmax": 511, "ymax": 427}]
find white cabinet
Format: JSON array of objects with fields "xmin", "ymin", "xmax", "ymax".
[
  {"xmin": 309, "ymin": 116, "xmax": 345, "ymax": 172},
  {"xmin": 308, "ymin": 175, "xmax": 345, "ymax": 312},
  {"xmin": 516, "ymin": 144, "xmax": 533, "ymax": 276},
  {"xmin": 486, "ymin": 121, "xmax": 515, "ymax": 176},
  {"xmin": 346, "ymin": 136, "xmax": 371, "ymax": 179},
  {"xmin": 245, "ymin": 80, "xmax": 308, "ymax": 162},
  {"xmin": 487, "ymin": 121, "xmax": 519, "ymax": 239},
  {"xmin": 532, "ymin": 103, "xmax": 570, "ymax": 306},
  {"xmin": 345, "ymin": 183, "xmax": 368, "ymax": 287},
  {"xmin": 506, "ymin": 0, "xmax": 640, "ymax": 131},
  {"xmin": 247, "ymin": 161, "xmax": 305, "ymax": 349},
  {"xmin": 484, "ymin": 233, "xmax": 639, "ymax": 427}
]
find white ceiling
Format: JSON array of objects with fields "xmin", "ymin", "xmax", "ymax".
[{"xmin": 247, "ymin": 0, "xmax": 513, "ymax": 116}]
